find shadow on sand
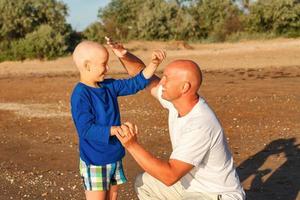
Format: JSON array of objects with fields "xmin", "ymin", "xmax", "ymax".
[{"xmin": 237, "ymin": 138, "xmax": 300, "ymax": 200}]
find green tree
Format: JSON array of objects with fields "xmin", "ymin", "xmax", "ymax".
[
  {"xmin": 191, "ymin": 0, "xmax": 242, "ymax": 41},
  {"xmin": 83, "ymin": 22, "xmax": 107, "ymax": 43},
  {"xmin": 97, "ymin": 0, "xmax": 144, "ymax": 40},
  {"xmin": 0, "ymin": 0, "xmax": 73, "ymax": 61},
  {"xmin": 21, "ymin": 25, "xmax": 68, "ymax": 59},
  {"xmin": 136, "ymin": 0, "xmax": 175, "ymax": 40},
  {"xmin": 0, "ymin": 25, "xmax": 69, "ymax": 61},
  {"xmin": 135, "ymin": 0, "xmax": 201, "ymax": 40},
  {"xmin": 0, "ymin": 0, "xmax": 70, "ymax": 40},
  {"xmin": 246, "ymin": 0, "xmax": 300, "ymax": 37}
]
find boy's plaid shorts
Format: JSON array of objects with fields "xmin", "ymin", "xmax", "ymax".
[{"xmin": 79, "ymin": 159, "xmax": 127, "ymax": 191}]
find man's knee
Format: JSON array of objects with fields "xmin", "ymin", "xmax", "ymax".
[{"xmin": 134, "ymin": 172, "xmax": 154, "ymax": 197}]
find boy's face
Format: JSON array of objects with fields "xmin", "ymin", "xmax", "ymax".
[{"xmin": 87, "ymin": 52, "xmax": 109, "ymax": 82}]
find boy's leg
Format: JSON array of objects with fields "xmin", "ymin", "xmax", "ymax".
[
  {"xmin": 85, "ymin": 190, "xmax": 107, "ymax": 200},
  {"xmin": 135, "ymin": 172, "xmax": 184, "ymax": 200},
  {"xmin": 80, "ymin": 159, "xmax": 110, "ymax": 200},
  {"xmin": 106, "ymin": 160, "xmax": 126, "ymax": 200},
  {"xmin": 106, "ymin": 185, "xmax": 118, "ymax": 200}
]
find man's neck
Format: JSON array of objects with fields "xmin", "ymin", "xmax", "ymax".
[{"xmin": 173, "ymin": 94, "xmax": 199, "ymax": 117}]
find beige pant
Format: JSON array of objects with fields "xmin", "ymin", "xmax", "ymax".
[{"xmin": 135, "ymin": 173, "xmax": 221, "ymax": 200}]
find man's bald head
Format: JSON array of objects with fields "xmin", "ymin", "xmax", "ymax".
[
  {"xmin": 165, "ymin": 59, "xmax": 202, "ymax": 92},
  {"xmin": 72, "ymin": 41, "xmax": 108, "ymax": 71}
]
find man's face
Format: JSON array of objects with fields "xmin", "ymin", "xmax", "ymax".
[{"xmin": 160, "ymin": 67, "xmax": 183, "ymax": 101}]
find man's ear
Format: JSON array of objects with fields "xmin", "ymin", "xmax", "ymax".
[
  {"xmin": 182, "ymin": 82, "xmax": 191, "ymax": 94},
  {"xmin": 84, "ymin": 60, "xmax": 91, "ymax": 71}
]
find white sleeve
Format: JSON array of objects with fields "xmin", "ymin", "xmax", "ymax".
[
  {"xmin": 157, "ymin": 85, "xmax": 173, "ymax": 109},
  {"xmin": 170, "ymin": 127, "xmax": 212, "ymax": 166}
]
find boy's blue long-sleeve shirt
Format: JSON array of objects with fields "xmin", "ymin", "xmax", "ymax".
[{"xmin": 71, "ymin": 72, "xmax": 150, "ymax": 165}]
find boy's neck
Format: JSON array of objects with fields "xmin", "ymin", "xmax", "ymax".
[{"xmin": 80, "ymin": 78, "xmax": 99, "ymax": 88}]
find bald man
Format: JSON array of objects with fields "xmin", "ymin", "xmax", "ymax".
[
  {"xmin": 70, "ymin": 40, "xmax": 165, "ymax": 200},
  {"xmin": 107, "ymin": 39, "xmax": 245, "ymax": 200}
]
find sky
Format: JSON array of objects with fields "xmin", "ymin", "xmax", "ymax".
[{"xmin": 60, "ymin": 0, "xmax": 111, "ymax": 31}]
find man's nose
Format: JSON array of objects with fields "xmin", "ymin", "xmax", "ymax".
[{"xmin": 105, "ymin": 65, "xmax": 109, "ymax": 72}]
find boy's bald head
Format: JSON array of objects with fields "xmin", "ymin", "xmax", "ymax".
[{"xmin": 73, "ymin": 41, "xmax": 108, "ymax": 71}]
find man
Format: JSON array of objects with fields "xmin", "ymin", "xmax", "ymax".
[{"xmin": 107, "ymin": 38, "xmax": 245, "ymax": 200}]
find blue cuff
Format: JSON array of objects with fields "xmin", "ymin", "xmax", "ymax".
[
  {"xmin": 98, "ymin": 125, "xmax": 111, "ymax": 144},
  {"xmin": 139, "ymin": 70, "xmax": 151, "ymax": 83}
]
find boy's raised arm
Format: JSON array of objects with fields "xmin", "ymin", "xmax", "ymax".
[
  {"xmin": 105, "ymin": 37, "xmax": 162, "ymax": 97},
  {"xmin": 142, "ymin": 50, "xmax": 166, "ymax": 79}
]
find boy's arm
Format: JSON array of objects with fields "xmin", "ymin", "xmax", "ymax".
[
  {"xmin": 106, "ymin": 37, "xmax": 162, "ymax": 97},
  {"xmin": 71, "ymin": 96, "xmax": 123, "ymax": 143},
  {"xmin": 110, "ymin": 50, "xmax": 165, "ymax": 97},
  {"xmin": 142, "ymin": 50, "xmax": 166, "ymax": 79}
]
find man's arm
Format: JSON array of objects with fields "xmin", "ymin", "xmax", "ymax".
[
  {"xmin": 118, "ymin": 51, "xmax": 145, "ymax": 76},
  {"xmin": 116, "ymin": 123, "xmax": 194, "ymax": 186},
  {"xmin": 127, "ymin": 142, "xmax": 193, "ymax": 186},
  {"xmin": 105, "ymin": 37, "xmax": 161, "ymax": 97}
]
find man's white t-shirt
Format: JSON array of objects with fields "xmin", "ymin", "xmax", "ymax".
[{"xmin": 157, "ymin": 86, "xmax": 245, "ymax": 200}]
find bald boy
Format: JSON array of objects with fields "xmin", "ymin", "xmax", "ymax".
[{"xmin": 70, "ymin": 40, "xmax": 165, "ymax": 200}]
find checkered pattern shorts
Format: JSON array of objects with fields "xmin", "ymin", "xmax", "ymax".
[{"xmin": 79, "ymin": 159, "xmax": 127, "ymax": 191}]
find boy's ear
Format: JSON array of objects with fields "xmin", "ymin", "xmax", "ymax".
[{"xmin": 84, "ymin": 60, "xmax": 91, "ymax": 71}]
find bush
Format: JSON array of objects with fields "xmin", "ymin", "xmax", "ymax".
[
  {"xmin": 0, "ymin": 25, "xmax": 68, "ymax": 61},
  {"xmin": 0, "ymin": 0, "xmax": 74, "ymax": 61},
  {"xmin": 98, "ymin": 0, "xmax": 144, "ymax": 40},
  {"xmin": 136, "ymin": 0, "xmax": 202, "ymax": 40},
  {"xmin": 92, "ymin": 0, "xmax": 299, "ymax": 42},
  {"xmin": 191, "ymin": 0, "xmax": 243, "ymax": 42},
  {"xmin": 0, "ymin": 0, "xmax": 70, "ymax": 40},
  {"xmin": 83, "ymin": 22, "xmax": 107, "ymax": 44},
  {"xmin": 226, "ymin": 31, "xmax": 276, "ymax": 42},
  {"xmin": 136, "ymin": 0, "xmax": 174, "ymax": 40},
  {"xmin": 245, "ymin": 0, "xmax": 300, "ymax": 36}
]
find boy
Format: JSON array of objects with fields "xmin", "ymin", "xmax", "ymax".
[{"xmin": 70, "ymin": 40, "xmax": 165, "ymax": 200}]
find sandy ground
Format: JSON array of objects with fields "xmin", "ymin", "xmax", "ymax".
[
  {"xmin": 0, "ymin": 39, "xmax": 299, "ymax": 200},
  {"xmin": 0, "ymin": 38, "xmax": 299, "ymax": 76}
]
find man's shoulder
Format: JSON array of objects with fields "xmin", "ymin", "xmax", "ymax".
[
  {"xmin": 182, "ymin": 101, "xmax": 222, "ymax": 133},
  {"xmin": 194, "ymin": 98, "xmax": 219, "ymax": 121}
]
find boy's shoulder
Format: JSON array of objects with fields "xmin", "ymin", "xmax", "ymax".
[
  {"xmin": 72, "ymin": 82, "xmax": 87, "ymax": 93},
  {"xmin": 71, "ymin": 83, "xmax": 90, "ymax": 101}
]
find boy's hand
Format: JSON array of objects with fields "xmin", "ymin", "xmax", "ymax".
[
  {"xmin": 151, "ymin": 50, "xmax": 166, "ymax": 65},
  {"xmin": 105, "ymin": 36, "xmax": 127, "ymax": 58},
  {"xmin": 142, "ymin": 49, "xmax": 166, "ymax": 79},
  {"xmin": 110, "ymin": 126, "xmax": 124, "ymax": 137}
]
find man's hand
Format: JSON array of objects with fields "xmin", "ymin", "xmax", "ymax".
[
  {"xmin": 115, "ymin": 122, "xmax": 138, "ymax": 148},
  {"xmin": 105, "ymin": 36, "xmax": 127, "ymax": 58},
  {"xmin": 151, "ymin": 50, "xmax": 166, "ymax": 65}
]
